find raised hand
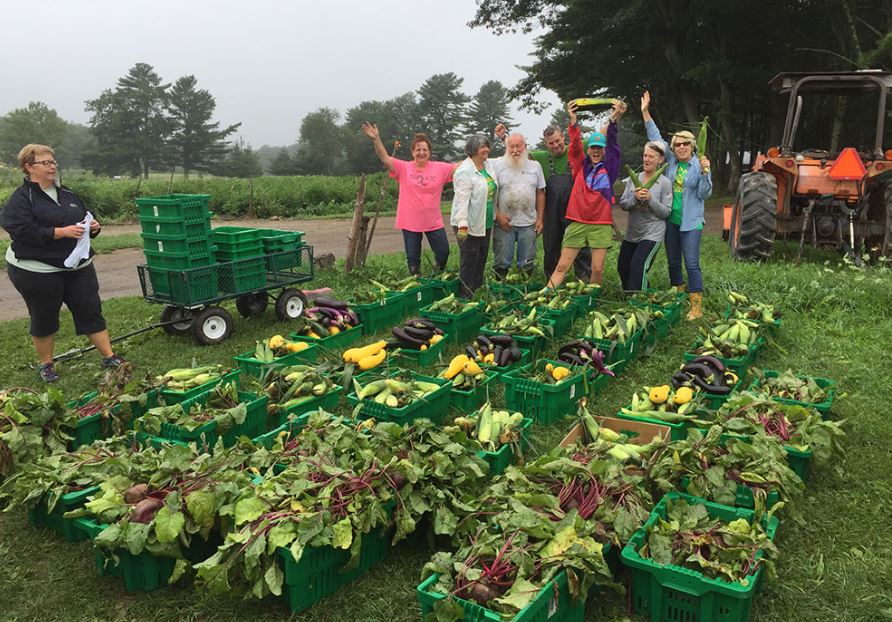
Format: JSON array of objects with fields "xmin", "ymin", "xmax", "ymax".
[
  {"xmin": 641, "ymin": 91, "xmax": 651, "ymax": 114},
  {"xmin": 610, "ymin": 100, "xmax": 628, "ymax": 123},
  {"xmin": 566, "ymin": 100, "xmax": 578, "ymax": 126},
  {"xmin": 360, "ymin": 122, "xmax": 379, "ymax": 140}
]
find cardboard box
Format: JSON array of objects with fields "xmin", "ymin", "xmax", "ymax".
[{"xmin": 559, "ymin": 415, "xmax": 670, "ymax": 448}]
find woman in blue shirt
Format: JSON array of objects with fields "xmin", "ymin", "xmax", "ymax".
[{"xmin": 641, "ymin": 91, "xmax": 712, "ymax": 319}]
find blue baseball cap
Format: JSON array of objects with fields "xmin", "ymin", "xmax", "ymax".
[{"xmin": 586, "ymin": 132, "xmax": 606, "ymax": 148}]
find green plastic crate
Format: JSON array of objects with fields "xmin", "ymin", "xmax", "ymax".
[
  {"xmin": 582, "ymin": 329, "xmax": 644, "ymax": 376},
  {"xmin": 269, "ymin": 386, "xmax": 343, "ymax": 428},
  {"xmin": 536, "ymin": 304, "xmax": 577, "ymax": 338},
  {"xmin": 265, "ymin": 248, "xmax": 304, "ymax": 271},
  {"xmin": 417, "ymin": 568, "xmax": 585, "ymax": 622},
  {"xmin": 449, "ymin": 372, "xmax": 498, "ymax": 414},
  {"xmin": 217, "ymin": 257, "xmax": 266, "ymax": 294},
  {"xmin": 75, "ymin": 517, "xmax": 219, "ymax": 592},
  {"xmin": 259, "ymin": 228, "xmax": 303, "ymax": 248},
  {"xmin": 502, "ymin": 359, "xmax": 592, "ymax": 425},
  {"xmin": 354, "ymin": 294, "xmax": 406, "ymax": 335},
  {"xmin": 140, "ymin": 232, "xmax": 215, "ymax": 256},
  {"xmin": 346, "ymin": 371, "xmax": 450, "ymax": 424},
  {"xmin": 400, "ymin": 282, "xmax": 435, "ymax": 315},
  {"xmin": 613, "ymin": 410, "xmax": 692, "ymax": 442},
  {"xmin": 233, "ymin": 343, "xmax": 319, "ymax": 379},
  {"xmin": 139, "ymin": 216, "xmax": 210, "ymax": 241},
  {"xmin": 419, "ymin": 302, "xmax": 485, "ymax": 345},
  {"xmin": 489, "ymin": 282, "xmax": 526, "ymax": 301},
  {"xmin": 143, "ymin": 247, "xmax": 215, "ymax": 270},
  {"xmin": 146, "ymin": 265, "xmax": 218, "ymax": 305},
  {"xmin": 679, "ymin": 476, "xmax": 781, "ymax": 511},
  {"xmin": 683, "ymin": 337, "xmax": 764, "ymax": 378},
  {"xmin": 278, "ymin": 520, "xmax": 393, "ymax": 613},
  {"xmin": 160, "ymin": 369, "xmax": 240, "ymax": 405},
  {"xmin": 393, "ymin": 334, "xmax": 449, "ymax": 369},
  {"xmin": 621, "ymin": 492, "xmax": 779, "ymax": 622},
  {"xmin": 421, "ymin": 276, "xmax": 461, "ymax": 298},
  {"xmin": 212, "ymin": 225, "xmax": 263, "ymax": 245},
  {"xmin": 479, "ymin": 318, "xmax": 555, "ymax": 358},
  {"xmin": 28, "ymin": 486, "xmax": 98, "ymax": 542},
  {"xmin": 479, "ymin": 346, "xmax": 531, "ymax": 378},
  {"xmin": 156, "ymin": 390, "xmax": 268, "ymax": 447},
  {"xmin": 65, "ymin": 388, "xmax": 160, "ymax": 449},
  {"xmin": 573, "ymin": 289, "xmax": 602, "ymax": 312},
  {"xmin": 290, "ymin": 324, "xmax": 364, "ymax": 351},
  {"xmin": 135, "ymin": 194, "xmax": 211, "ymax": 223},
  {"xmin": 251, "ymin": 412, "xmax": 310, "ymax": 449},
  {"xmin": 747, "ymin": 369, "xmax": 836, "ymax": 417},
  {"xmin": 478, "ymin": 417, "xmax": 532, "ymax": 476}
]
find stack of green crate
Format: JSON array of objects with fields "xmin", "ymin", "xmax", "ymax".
[
  {"xmin": 258, "ymin": 228, "xmax": 305, "ymax": 271},
  {"xmin": 212, "ymin": 226, "xmax": 267, "ymax": 294},
  {"xmin": 136, "ymin": 194, "xmax": 218, "ymax": 305}
]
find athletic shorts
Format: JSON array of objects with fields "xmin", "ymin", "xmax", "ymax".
[
  {"xmin": 7, "ymin": 263, "xmax": 107, "ymax": 337},
  {"xmin": 562, "ymin": 222, "xmax": 613, "ymax": 250}
]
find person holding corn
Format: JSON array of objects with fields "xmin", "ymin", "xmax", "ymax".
[
  {"xmin": 617, "ymin": 141, "xmax": 672, "ymax": 291},
  {"xmin": 640, "ymin": 90, "xmax": 712, "ymax": 319}
]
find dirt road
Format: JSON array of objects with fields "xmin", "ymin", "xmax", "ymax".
[{"xmin": 0, "ymin": 208, "xmax": 726, "ymax": 321}]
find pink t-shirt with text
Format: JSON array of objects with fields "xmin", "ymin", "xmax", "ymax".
[{"xmin": 389, "ymin": 158, "xmax": 454, "ymax": 232}]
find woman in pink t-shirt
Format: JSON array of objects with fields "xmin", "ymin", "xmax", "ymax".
[{"xmin": 362, "ymin": 122, "xmax": 457, "ymax": 276}]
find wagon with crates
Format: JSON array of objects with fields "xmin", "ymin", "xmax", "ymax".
[{"xmin": 135, "ymin": 194, "xmax": 315, "ymax": 345}]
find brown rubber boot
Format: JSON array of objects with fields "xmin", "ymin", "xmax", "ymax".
[
  {"xmin": 687, "ymin": 292, "xmax": 703, "ymax": 320},
  {"xmin": 675, "ymin": 284, "xmax": 686, "ymax": 294}
]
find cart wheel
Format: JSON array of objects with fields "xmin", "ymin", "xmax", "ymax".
[
  {"xmin": 192, "ymin": 306, "xmax": 234, "ymax": 345},
  {"xmin": 235, "ymin": 292, "xmax": 269, "ymax": 318},
  {"xmin": 160, "ymin": 305, "xmax": 193, "ymax": 336},
  {"xmin": 275, "ymin": 288, "xmax": 307, "ymax": 321}
]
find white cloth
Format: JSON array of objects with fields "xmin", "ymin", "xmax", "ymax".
[{"xmin": 63, "ymin": 211, "xmax": 93, "ymax": 268}]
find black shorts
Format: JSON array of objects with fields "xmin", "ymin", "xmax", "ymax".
[{"xmin": 6, "ymin": 263, "xmax": 107, "ymax": 337}]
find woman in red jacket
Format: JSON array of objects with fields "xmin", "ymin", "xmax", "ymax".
[{"xmin": 547, "ymin": 100, "xmax": 626, "ymax": 289}]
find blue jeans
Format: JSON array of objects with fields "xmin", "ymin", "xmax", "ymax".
[
  {"xmin": 664, "ymin": 223, "xmax": 703, "ymax": 292},
  {"xmin": 402, "ymin": 228, "xmax": 450, "ymax": 275},
  {"xmin": 492, "ymin": 224, "xmax": 537, "ymax": 275}
]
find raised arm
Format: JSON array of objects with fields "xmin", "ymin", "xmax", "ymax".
[
  {"xmin": 361, "ymin": 122, "xmax": 394, "ymax": 173},
  {"xmin": 566, "ymin": 101, "xmax": 584, "ymax": 174}
]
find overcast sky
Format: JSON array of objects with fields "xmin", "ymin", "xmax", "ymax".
[{"xmin": 0, "ymin": 0, "xmax": 562, "ymax": 149}]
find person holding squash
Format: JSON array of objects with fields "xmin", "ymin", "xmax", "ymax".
[
  {"xmin": 640, "ymin": 91, "xmax": 712, "ymax": 319},
  {"xmin": 545, "ymin": 99, "xmax": 626, "ymax": 290}
]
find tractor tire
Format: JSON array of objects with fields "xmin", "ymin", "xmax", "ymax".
[
  {"xmin": 730, "ymin": 172, "xmax": 778, "ymax": 261},
  {"xmin": 883, "ymin": 182, "xmax": 892, "ymax": 260}
]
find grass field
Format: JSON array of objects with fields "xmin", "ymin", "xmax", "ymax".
[{"xmin": 1, "ymin": 235, "xmax": 891, "ymax": 621}]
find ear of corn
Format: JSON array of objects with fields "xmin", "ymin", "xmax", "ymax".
[{"xmin": 697, "ymin": 117, "xmax": 709, "ymax": 156}]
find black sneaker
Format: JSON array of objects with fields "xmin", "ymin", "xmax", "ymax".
[
  {"xmin": 39, "ymin": 362, "xmax": 59, "ymax": 383},
  {"xmin": 102, "ymin": 354, "xmax": 126, "ymax": 368}
]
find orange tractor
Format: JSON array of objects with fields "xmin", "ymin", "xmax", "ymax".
[{"xmin": 729, "ymin": 71, "xmax": 892, "ymax": 263}]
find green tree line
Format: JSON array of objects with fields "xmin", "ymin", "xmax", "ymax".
[
  {"xmin": 471, "ymin": 0, "xmax": 892, "ymax": 190},
  {"xmin": 0, "ymin": 65, "xmax": 515, "ymax": 180}
]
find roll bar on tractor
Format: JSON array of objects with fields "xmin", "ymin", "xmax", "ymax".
[{"xmin": 769, "ymin": 70, "xmax": 892, "ymax": 158}]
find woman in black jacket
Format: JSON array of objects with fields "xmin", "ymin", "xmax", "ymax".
[{"xmin": 2, "ymin": 144, "xmax": 125, "ymax": 382}]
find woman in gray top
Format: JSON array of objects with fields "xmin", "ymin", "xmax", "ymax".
[{"xmin": 617, "ymin": 141, "xmax": 672, "ymax": 291}]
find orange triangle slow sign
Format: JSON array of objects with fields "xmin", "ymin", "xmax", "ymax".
[{"xmin": 828, "ymin": 147, "xmax": 867, "ymax": 181}]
